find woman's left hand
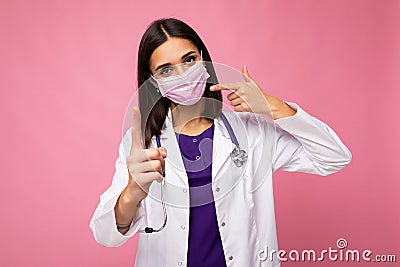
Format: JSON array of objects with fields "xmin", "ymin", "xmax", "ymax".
[{"xmin": 210, "ymin": 65, "xmax": 296, "ymax": 120}]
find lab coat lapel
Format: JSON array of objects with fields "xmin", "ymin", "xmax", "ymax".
[
  {"xmin": 157, "ymin": 108, "xmax": 235, "ymax": 187},
  {"xmin": 159, "ymin": 107, "xmax": 189, "ymax": 188},
  {"xmin": 212, "ymin": 113, "xmax": 236, "ymax": 181}
]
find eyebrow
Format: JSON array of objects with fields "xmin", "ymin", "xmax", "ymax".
[{"xmin": 154, "ymin": 50, "xmax": 197, "ymax": 72}]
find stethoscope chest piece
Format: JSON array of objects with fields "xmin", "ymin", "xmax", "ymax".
[
  {"xmin": 219, "ymin": 112, "xmax": 248, "ymax": 168},
  {"xmin": 231, "ymin": 145, "xmax": 248, "ymax": 167}
]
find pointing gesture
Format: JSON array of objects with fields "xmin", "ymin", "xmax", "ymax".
[
  {"xmin": 129, "ymin": 106, "xmax": 145, "ymax": 155},
  {"xmin": 125, "ymin": 106, "xmax": 167, "ymax": 202},
  {"xmin": 210, "ymin": 65, "xmax": 296, "ymax": 120}
]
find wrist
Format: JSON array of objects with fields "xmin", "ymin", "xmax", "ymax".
[
  {"xmin": 120, "ymin": 186, "xmax": 142, "ymax": 207},
  {"xmin": 124, "ymin": 179, "xmax": 147, "ymax": 204},
  {"xmin": 263, "ymin": 93, "xmax": 296, "ymax": 120}
]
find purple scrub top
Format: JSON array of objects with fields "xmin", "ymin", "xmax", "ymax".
[{"xmin": 175, "ymin": 122, "xmax": 227, "ymax": 267}]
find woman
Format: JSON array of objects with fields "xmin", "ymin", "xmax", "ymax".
[{"xmin": 89, "ymin": 18, "xmax": 352, "ymax": 267}]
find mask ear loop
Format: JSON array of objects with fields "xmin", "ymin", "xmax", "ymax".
[
  {"xmin": 156, "ymin": 84, "xmax": 160, "ymax": 94},
  {"xmin": 149, "ymin": 72, "xmax": 161, "ymax": 94},
  {"xmin": 200, "ymin": 49, "xmax": 208, "ymax": 71}
]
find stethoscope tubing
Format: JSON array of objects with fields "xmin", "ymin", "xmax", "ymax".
[{"xmin": 139, "ymin": 111, "xmax": 245, "ymax": 233}]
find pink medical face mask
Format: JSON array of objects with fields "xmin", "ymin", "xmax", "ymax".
[{"xmin": 152, "ymin": 58, "xmax": 210, "ymax": 105}]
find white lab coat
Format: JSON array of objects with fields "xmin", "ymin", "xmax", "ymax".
[{"xmin": 89, "ymin": 102, "xmax": 352, "ymax": 267}]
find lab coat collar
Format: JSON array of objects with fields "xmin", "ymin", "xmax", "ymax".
[
  {"xmin": 155, "ymin": 106, "xmax": 235, "ymax": 188},
  {"xmin": 160, "ymin": 106, "xmax": 231, "ymax": 139}
]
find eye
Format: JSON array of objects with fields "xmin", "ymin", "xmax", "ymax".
[
  {"xmin": 159, "ymin": 66, "xmax": 173, "ymax": 76},
  {"xmin": 184, "ymin": 56, "xmax": 196, "ymax": 65}
]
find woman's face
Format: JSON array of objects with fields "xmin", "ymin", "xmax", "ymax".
[{"xmin": 149, "ymin": 37, "xmax": 201, "ymax": 77}]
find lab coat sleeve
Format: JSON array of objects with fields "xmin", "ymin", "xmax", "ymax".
[
  {"xmin": 89, "ymin": 128, "xmax": 145, "ymax": 247},
  {"xmin": 270, "ymin": 102, "xmax": 352, "ymax": 176}
]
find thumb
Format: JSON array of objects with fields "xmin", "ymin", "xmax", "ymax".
[{"xmin": 242, "ymin": 65, "xmax": 253, "ymax": 82}]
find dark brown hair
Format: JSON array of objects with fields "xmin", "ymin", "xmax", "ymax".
[{"xmin": 137, "ymin": 18, "xmax": 222, "ymax": 148}]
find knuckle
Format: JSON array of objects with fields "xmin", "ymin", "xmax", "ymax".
[
  {"xmin": 153, "ymin": 161, "xmax": 162, "ymax": 171},
  {"xmin": 160, "ymin": 157, "xmax": 165, "ymax": 165},
  {"xmin": 147, "ymin": 148, "xmax": 160, "ymax": 158},
  {"xmin": 156, "ymin": 173, "xmax": 164, "ymax": 182},
  {"xmin": 128, "ymin": 152, "xmax": 141, "ymax": 162}
]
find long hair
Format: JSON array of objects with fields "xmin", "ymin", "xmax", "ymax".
[{"xmin": 137, "ymin": 18, "xmax": 222, "ymax": 148}]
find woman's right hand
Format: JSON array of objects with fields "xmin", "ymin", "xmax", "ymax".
[{"xmin": 124, "ymin": 106, "xmax": 167, "ymax": 203}]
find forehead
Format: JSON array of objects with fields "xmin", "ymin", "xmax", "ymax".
[{"xmin": 149, "ymin": 37, "xmax": 198, "ymax": 71}]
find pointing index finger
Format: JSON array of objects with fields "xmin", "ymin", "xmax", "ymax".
[
  {"xmin": 130, "ymin": 106, "xmax": 144, "ymax": 155},
  {"xmin": 210, "ymin": 83, "xmax": 241, "ymax": 91}
]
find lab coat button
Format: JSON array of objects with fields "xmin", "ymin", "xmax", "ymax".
[
  {"xmin": 228, "ymin": 255, "xmax": 233, "ymax": 260},
  {"xmin": 181, "ymin": 225, "xmax": 185, "ymax": 230},
  {"xmin": 221, "ymin": 222, "xmax": 226, "ymax": 227},
  {"xmin": 178, "ymin": 261, "xmax": 183, "ymax": 266},
  {"xmin": 183, "ymin": 188, "xmax": 187, "ymax": 193},
  {"xmin": 215, "ymin": 187, "xmax": 220, "ymax": 192}
]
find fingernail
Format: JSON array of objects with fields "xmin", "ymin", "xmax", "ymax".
[{"xmin": 210, "ymin": 85, "xmax": 215, "ymax": 91}]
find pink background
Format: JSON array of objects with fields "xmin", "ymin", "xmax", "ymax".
[{"xmin": 1, "ymin": 0, "xmax": 399, "ymax": 266}]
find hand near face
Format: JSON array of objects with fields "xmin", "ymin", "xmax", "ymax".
[{"xmin": 210, "ymin": 65, "xmax": 296, "ymax": 120}]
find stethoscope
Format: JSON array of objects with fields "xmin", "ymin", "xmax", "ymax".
[{"xmin": 139, "ymin": 112, "xmax": 247, "ymax": 233}]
